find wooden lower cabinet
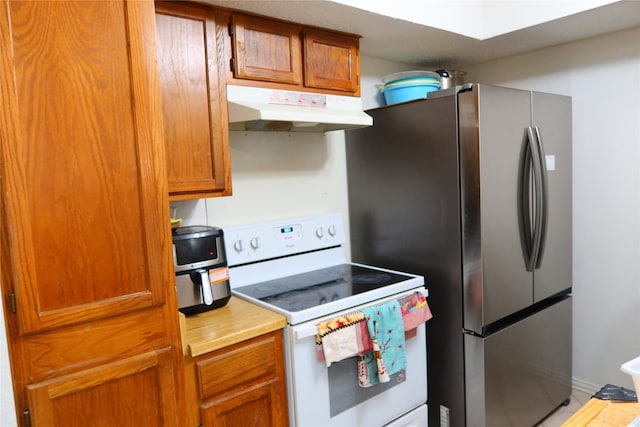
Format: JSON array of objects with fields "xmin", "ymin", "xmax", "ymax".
[
  {"xmin": 185, "ymin": 330, "xmax": 288, "ymax": 427},
  {"xmin": 26, "ymin": 348, "xmax": 177, "ymax": 427},
  {"xmin": 200, "ymin": 379, "xmax": 283, "ymax": 427}
]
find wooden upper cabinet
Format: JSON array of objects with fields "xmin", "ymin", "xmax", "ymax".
[
  {"xmin": 0, "ymin": 0, "xmax": 172, "ymax": 334},
  {"xmin": 228, "ymin": 12, "xmax": 360, "ymax": 95},
  {"xmin": 303, "ymin": 29, "xmax": 359, "ymax": 93},
  {"xmin": 231, "ymin": 13, "xmax": 302, "ymax": 85},
  {"xmin": 155, "ymin": 2, "xmax": 232, "ymax": 200}
]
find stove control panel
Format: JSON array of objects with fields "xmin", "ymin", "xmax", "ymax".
[{"xmin": 223, "ymin": 213, "xmax": 345, "ymax": 266}]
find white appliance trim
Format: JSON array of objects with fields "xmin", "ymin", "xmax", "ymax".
[{"xmin": 226, "ymin": 84, "xmax": 373, "ymax": 132}]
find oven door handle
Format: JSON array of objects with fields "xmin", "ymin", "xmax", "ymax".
[
  {"xmin": 293, "ymin": 287, "xmax": 428, "ymax": 342},
  {"xmin": 294, "ymin": 325, "xmax": 320, "ymax": 341}
]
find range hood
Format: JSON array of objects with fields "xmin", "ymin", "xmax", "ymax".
[{"xmin": 226, "ymin": 85, "xmax": 373, "ymax": 132}]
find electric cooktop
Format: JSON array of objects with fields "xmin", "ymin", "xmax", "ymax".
[{"xmin": 232, "ymin": 263, "xmax": 414, "ymax": 314}]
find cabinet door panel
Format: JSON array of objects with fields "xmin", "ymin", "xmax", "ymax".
[
  {"xmin": 23, "ymin": 307, "xmax": 168, "ymax": 382},
  {"xmin": 200, "ymin": 379, "xmax": 287, "ymax": 427},
  {"xmin": 155, "ymin": 2, "xmax": 231, "ymax": 199},
  {"xmin": 0, "ymin": 0, "xmax": 170, "ymax": 333},
  {"xmin": 196, "ymin": 333, "xmax": 278, "ymax": 399},
  {"xmin": 303, "ymin": 30, "xmax": 359, "ymax": 93},
  {"xmin": 231, "ymin": 13, "xmax": 302, "ymax": 85},
  {"xmin": 27, "ymin": 348, "xmax": 178, "ymax": 427}
]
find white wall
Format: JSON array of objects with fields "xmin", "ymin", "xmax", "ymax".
[
  {"xmin": 171, "ymin": 129, "xmax": 356, "ymax": 257},
  {"xmin": 464, "ymin": 27, "xmax": 640, "ymax": 392}
]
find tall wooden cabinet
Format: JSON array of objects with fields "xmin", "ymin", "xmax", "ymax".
[{"xmin": 0, "ymin": 1, "xmax": 182, "ymax": 425}]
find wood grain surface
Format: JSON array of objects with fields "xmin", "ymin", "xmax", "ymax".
[
  {"xmin": 181, "ymin": 297, "xmax": 287, "ymax": 357},
  {"xmin": 562, "ymin": 398, "xmax": 640, "ymax": 426}
]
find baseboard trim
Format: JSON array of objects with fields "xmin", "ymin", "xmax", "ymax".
[{"xmin": 572, "ymin": 377, "xmax": 601, "ymax": 395}]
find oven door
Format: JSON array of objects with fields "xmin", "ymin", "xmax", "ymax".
[{"xmin": 284, "ymin": 289, "xmax": 428, "ymax": 427}]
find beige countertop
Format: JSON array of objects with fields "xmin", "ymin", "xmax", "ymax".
[{"xmin": 179, "ymin": 296, "xmax": 288, "ymax": 358}]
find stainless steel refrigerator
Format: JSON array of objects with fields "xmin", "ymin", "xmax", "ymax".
[{"xmin": 346, "ymin": 84, "xmax": 572, "ymax": 427}]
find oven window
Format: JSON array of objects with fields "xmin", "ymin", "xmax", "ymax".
[{"xmin": 327, "ymin": 357, "xmax": 405, "ymax": 417}]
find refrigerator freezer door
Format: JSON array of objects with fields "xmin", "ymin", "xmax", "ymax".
[
  {"xmin": 459, "ymin": 85, "xmax": 534, "ymax": 332},
  {"xmin": 464, "ymin": 297, "xmax": 572, "ymax": 427},
  {"xmin": 531, "ymin": 92, "xmax": 573, "ymax": 302}
]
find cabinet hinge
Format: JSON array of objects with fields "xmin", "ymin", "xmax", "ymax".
[
  {"xmin": 227, "ymin": 21, "xmax": 233, "ymax": 37},
  {"xmin": 22, "ymin": 408, "xmax": 31, "ymax": 427},
  {"xmin": 230, "ymin": 57, "xmax": 235, "ymax": 73},
  {"xmin": 9, "ymin": 291, "xmax": 16, "ymax": 313}
]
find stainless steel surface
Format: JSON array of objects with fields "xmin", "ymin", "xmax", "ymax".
[
  {"xmin": 469, "ymin": 85, "xmax": 534, "ymax": 329},
  {"xmin": 175, "ymin": 271, "xmax": 231, "ymax": 313},
  {"xmin": 436, "ymin": 69, "xmax": 467, "ymax": 89},
  {"xmin": 465, "ymin": 297, "xmax": 572, "ymax": 427},
  {"xmin": 530, "ymin": 91, "xmax": 573, "ymax": 302},
  {"xmin": 346, "ymin": 83, "xmax": 572, "ymax": 427},
  {"xmin": 172, "ymin": 226, "xmax": 231, "ymax": 315},
  {"xmin": 347, "ymin": 95, "xmax": 466, "ymax": 425}
]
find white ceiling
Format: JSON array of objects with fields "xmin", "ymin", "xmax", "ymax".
[{"xmin": 201, "ymin": 0, "xmax": 640, "ymax": 67}]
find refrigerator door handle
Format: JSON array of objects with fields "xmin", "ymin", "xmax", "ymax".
[
  {"xmin": 529, "ymin": 126, "xmax": 546, "ymax": 271},
  {"xmin": 532, "ymin": 126, "xmax": 549, "ymax": 269},
  {"xmin": 518, "ymin": 126, "xmax": 549, "ymax": 272},
  {"xmin": 518, "ymin": 128, "xmax": 536, "ymax": 271}
]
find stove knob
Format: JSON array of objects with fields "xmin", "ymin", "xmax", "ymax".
[
  {"xmin": 328, "ymin": 225, "xmax": 336, "ymax": 237},
  {"xmin": 250, "ymin": 237, "xmax": 260, "ymax": 250},
  {"xmin": 315, "ymin": 227, "xmax": 324, "ymax": 239},
  {"xmin": 233, "ymin": 240, "xmax": 244, "ymax": 252}
]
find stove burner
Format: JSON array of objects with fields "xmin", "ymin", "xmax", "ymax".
[{"xmin": 352, "ymin": 273, "xmax": 392, "ymax": 286}]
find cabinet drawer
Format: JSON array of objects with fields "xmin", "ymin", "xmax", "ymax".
[{"xmin": 196, "ymin": 333, "xmax": 279, "ymax": 400}]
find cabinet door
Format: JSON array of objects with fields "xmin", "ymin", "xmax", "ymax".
[
  {"xmin": 0, "ymin": 0, "xmax": 172, "ymax": 334},
  {"xmin": 27, "ymin": 348, "xmax": 178, "ymax": 427},
  {"xmin": 155, "ymin": 2, "xmax": 231, "ymax": 199},
  {"xmin": 303, "ymin": 29, "xmax": 360, "ymax": 93},
  {"xmin": 200, "ymin": 379, "xmax": 287, "ymax": 427},
  {"xmin": 231, "ymin": 13, "xmax": 302, "ymax": 85},
  {"xmin": 194, "ymin": 331, "xmax": 288, "ymax": 427}
]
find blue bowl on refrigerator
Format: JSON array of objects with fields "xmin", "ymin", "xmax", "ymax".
[{"xmin": 381, "ymin": 83, "xmax": 441, "ymax": 105}]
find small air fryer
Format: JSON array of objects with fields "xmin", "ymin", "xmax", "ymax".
[{"xmin": 172, "ymin": 225, "xmax": 231, "ymax": 316}]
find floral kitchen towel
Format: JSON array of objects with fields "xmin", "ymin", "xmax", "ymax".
[
  {"xmin": 315, "ymin": 311, "xmax": 372, "ymax": 366},
  {"xmin": 398, "ymin": 291, "xmax": 433, "ymax": 339},
  {"xmin": 358, "ymin": 300, "xmax": 406, "ymax": 388}
]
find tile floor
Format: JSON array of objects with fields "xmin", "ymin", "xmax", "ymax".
[{"xmin": 538, "ymin": 389, "xmax": 593, "ymax": 426}]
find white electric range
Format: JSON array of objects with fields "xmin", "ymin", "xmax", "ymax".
[{"xmin": 223, "ymin": 213, "xmax": 429, "ymax": 427}]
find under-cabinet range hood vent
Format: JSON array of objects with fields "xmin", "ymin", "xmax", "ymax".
[{"xmin": 226, "ymin": 85, "xmax": 373, "ymax": 133}]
